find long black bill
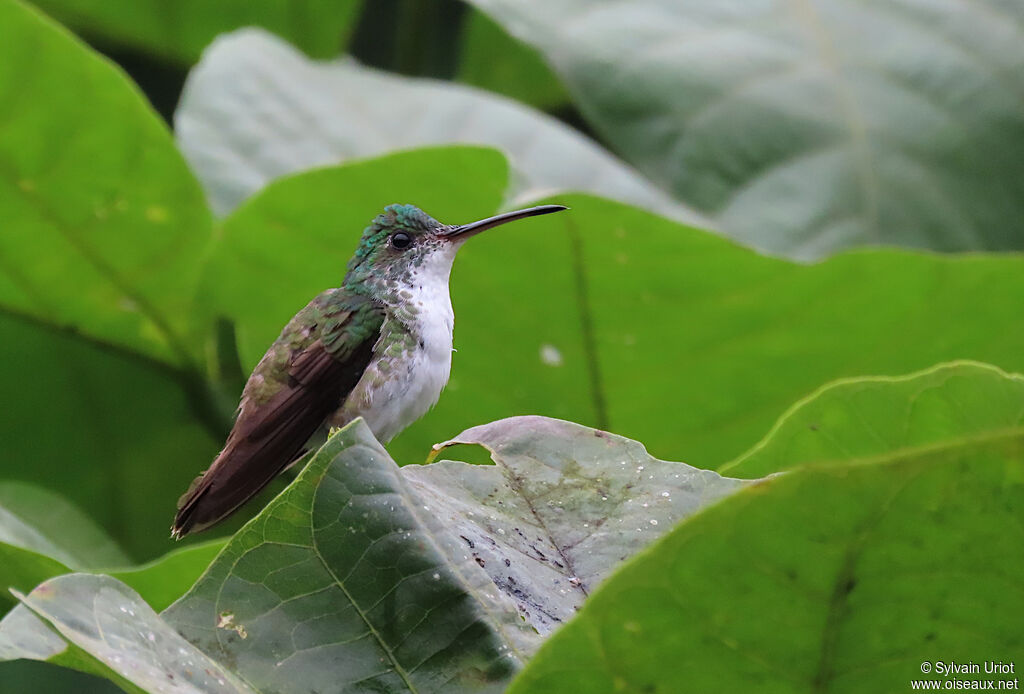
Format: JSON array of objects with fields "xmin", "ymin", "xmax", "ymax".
[{"xmin": 441, "ymin": 204, "xmax": 568, "ymax": 239}]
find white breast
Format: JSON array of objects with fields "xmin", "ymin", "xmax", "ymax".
[{"xmin": 332, "ymin": 264, "xmax": 456, "ymax": 442}]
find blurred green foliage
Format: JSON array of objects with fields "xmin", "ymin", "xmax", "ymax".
[
  {"xmin": 457, "ymin": 11, "xmax": 569, "ymax": 110},
  {"xmin": 30, "ymin": 0, "xmax": 363, "ymax": 62},
  {"xmin": 0, "ymin": 0, "xmax": 1021, "ymax": 691}
]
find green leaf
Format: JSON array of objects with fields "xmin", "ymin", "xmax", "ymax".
[
  {"xmin": 0, "ymin": 574, "xmax": 252, "ymax": 693},
  {"xmin": 0, "ymin": 482, "xmax": 130, "ymax": 609},
  {"xmin": 0, "ymin": 1, "xmax": 223, "ymax": 561},
  {"xmin": 0, "ymin": 0, "xmax": 212, "ymax": 364},
  {"xmin": 111, "ymin": 540, "xmax": 226, "ymax": 613},
  {"xmin": 202, "ymin": 180, "xmax": 1024, "ymax": 471},
  {"xmin": 164, "ymin": 419, "xmax": 536, "ymax": 694},
  {"xmin": 722, "ymin": 361, "xmax": 1024, "ymax": 478},
  {"xmin": 175, "ymin": 29, "xmax": 701, "ymax": 224},
  {"xmin": 457, "ymin": 10, "xmax": 569, "ymax": 111},
  {"xmin": 164, "ymin": 417, "xmax": 744, "ymax": 692},
  {"xmin": 466, "ymin": 0, "xmax": 1024, "ymax": 258},
  {"xmin": 0, "ymin": 314, "xmax": 219, "ymax": 562},
  {"xmin": 479, "ymin": 193, "xmax": 1024, "ymax": 468},
  {"xmin": 30, "ymin": 0, "xmax": 362, "ymax": 64},
  {"xmin": 508, "ymin": 364, "xmax": 1024, "ymax": 693}
]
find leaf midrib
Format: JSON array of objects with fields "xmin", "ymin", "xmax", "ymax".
[
  {"xmin": 0, "ymin": 158, "xmax": 195, "ymax": 368},
  {"xmin": 811, "ymin": 469, "xmax": 915, "ymax": 692}
]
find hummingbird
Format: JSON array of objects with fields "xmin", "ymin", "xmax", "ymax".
[{"xmin": 172, "ymin": 203, "xmax": 567, "ymax": 538}]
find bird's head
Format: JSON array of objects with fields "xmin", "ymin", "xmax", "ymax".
[{"xmin": 343, "ymin": 203, "xmax": 567, "ymax": 300}]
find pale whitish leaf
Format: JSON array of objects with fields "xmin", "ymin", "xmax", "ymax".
[
  {"xmin": 0, "ymin": 605, "xmax": 66, "ymax": 662},
  {"xmin": 0, "ymin": 574, "xmax": 252, "ymax": 694},
  {"xmin": 466, "ymin": 0, "xmax": 1024, "ymax": 258},
  {"xmin": 174, "ymin": 28, "xmax": 706, "ymax": 227},
  {"xmin": 417, "ymin": 415, "xmax": 748, "ymax": 634}
]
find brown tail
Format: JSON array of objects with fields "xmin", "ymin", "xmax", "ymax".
[
  {"xmin": 172, "ymin": 340, "xmax": 367, "ymax": 538},
  {"xmin": 171, "ymin": 435, "xmax": 311, "ymax": 538}
]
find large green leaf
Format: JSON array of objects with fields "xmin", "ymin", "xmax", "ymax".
[
  {"xmin": 467, "ymin": 0, "xmax": 1024, "ymax": 258},
  {"xmin": 0, "ymin": 315, "xmax": 219, "ymax": 561},
  {"xmin": 508, "ymin": 362, "xmax": 1024, "ymax": 693},
  {"xmin": 0, "ymin": 0, "xmax": 212, "ymax": 364},
  {"xmin": 0, "ymin": 0, "xmax": 225, "ymax": 562},
  {"xmin": 0, "ymin": 574, "xmax": 252, "ymax": 693},
  {"xmin": 163, "ymin": 420, "xmax": 537, "ymax": 694},
  {"xmin": 209, "ymin": 172, "xmax": 1024, "ymax": 468},
  {"xmin": 30, "ymin": 0, "xmax": 362, "ymax": 64},
  {"xmin": 174, "ymin": 29, "xmax": 701, "ymax": 225},
  {"xmin": 163, "ymin": 417, "xmax": 744, "ymax": 692},
  {"xmin": 722, "ymin": 360, "xmax": 1024, "ymax": 478},
  {"xmin": 481, "ymin": 193, "xmax": 1024, "ymax": 467}
]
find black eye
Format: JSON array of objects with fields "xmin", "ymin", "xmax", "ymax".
[{"xmin": 390, "ymin": 232, "xmax": 412, "ymax": 249}]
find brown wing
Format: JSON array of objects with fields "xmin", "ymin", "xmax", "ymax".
[{"xmin": 172, "ymin": 303, "xmax": 382, "ymax": 538}]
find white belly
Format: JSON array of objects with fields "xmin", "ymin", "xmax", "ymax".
[{"xmin": 332, "ymin": 289, "xmax": 454, "ymax": 442}]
